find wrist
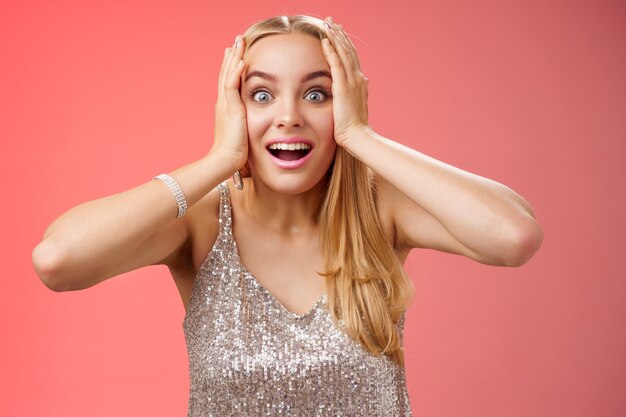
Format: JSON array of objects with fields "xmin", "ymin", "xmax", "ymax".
[
  {"xmin": 202, "ymin": 150, "xmax": 243, "ymax": 179},
  {"xmin": 338, "ymin": 124, "xmax": 373, "ymax": 149},
  {"xmin": 205, "ymin": 148, "xmax": 245, "ymax": 174}
]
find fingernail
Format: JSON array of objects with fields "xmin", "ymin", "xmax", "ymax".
[
  {"xmin": 235, "ymin": 36, "xmax": 240, "ymax": 48},
  {"xmin": 323, "ymin": 22, "xmax": 330, "ymax": 29},
  {"xmin": 327, "ymin": 16, "xmax": 334, "ymax": 23}
]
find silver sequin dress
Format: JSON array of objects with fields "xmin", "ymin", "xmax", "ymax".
[{"xmin": 183, "ymin": 182, "xmax": 412, "ymax": 416}]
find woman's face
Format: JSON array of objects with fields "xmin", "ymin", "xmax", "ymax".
[{"xmin": 241, "ymin": 33, "xmax": 336, "ymax": 195}]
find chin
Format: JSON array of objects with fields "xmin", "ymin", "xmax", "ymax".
[{"xmin": 249, "ymin": 162, "xmax": 333, "ymax": 196}]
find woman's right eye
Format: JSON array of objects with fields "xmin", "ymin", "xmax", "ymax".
[{"xmin": 250, "ymin": 89, "xmax": 273, "ymax": 103}]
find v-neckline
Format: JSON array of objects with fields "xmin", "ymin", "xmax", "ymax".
[
  {"xmin": 224, "ymin": 181, "xmax": 327, "ymax": 320},
  {"xmin": 234, "ymin": 244, "xmax": 327, "ymax": 320}
]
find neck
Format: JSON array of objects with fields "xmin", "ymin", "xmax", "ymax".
[{"xmin": 243, "ymin": 176, "xmax": 328, "ymax": 235}]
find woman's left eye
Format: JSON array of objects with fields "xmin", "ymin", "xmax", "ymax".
[{"xmin": 306, "ymin": 89, "xmax": 331, "ymax": 102}]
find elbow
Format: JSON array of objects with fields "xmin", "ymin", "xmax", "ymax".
[
  {"xmin": 502, "ymin": 218, "xmax": 544, "ymax": 267},
  {"xmin": 32, "ymin": 240, "xmax": 73, "ymax": 292}
]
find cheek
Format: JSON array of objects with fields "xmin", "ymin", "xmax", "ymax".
[
  {"xmin": 244, "ymin": 108, "xmax": 270, "ymax": 140},
  {"xmin": 314, "ymin": 109, "xmax": 335, "ymax": 141}
]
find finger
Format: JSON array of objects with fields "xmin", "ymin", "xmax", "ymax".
[
  {"xmin": 329, "ymin": 21, "xmax": 361, "ymax": 76},
  {"xmin": 219, "ymin": 36, "xmax": 242, "ymax": 95},
  {"xmin": 218, "ymin": 46, "xmax": 232, "ymax": 95},
  {"xmin": 226, "ymin": 59, "xmax": 246, "ymax": 91},
  {"xmin": 333, "ymin": 24, "xmax": 362, "ymax": 73},
  {"xmin": 324, "ymin": 19, "xmax": 358, "ymax": 83},
  {"xmin": 322, "ymin": 24, "xmax": 348, "ymax": 83},
  {"xmin": 321, "ymin": 37, "xmax": 348, "ymax": 87},
  {"xmin": 226, "ymin": 40, "xmax": 247, "ymax": 101},
  {"xmin": 323, "ymin": 20, "xmax": 350, "ymax": 65},
  {"xmin": 226, "ymin": 35, "xmax": 244, "ymax": 78}
]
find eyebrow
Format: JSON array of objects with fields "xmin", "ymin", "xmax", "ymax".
[{"xmin": 244, "ymin": 70, "xmax": 331, "ymax": 83}]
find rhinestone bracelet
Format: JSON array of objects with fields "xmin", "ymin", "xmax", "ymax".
[{"xmin": 153, "ymin": 174, "xmax": 188, "ymax": 218}]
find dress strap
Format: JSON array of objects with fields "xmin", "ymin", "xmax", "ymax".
[{"xmin": 217, "ymin": 181, "xmax": 233, "ymax": 237}]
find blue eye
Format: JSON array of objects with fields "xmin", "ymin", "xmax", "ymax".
[
  {"xmin": 306, "ymin": 89, "xmax": 330, "ymax": 102},
  {"xmin": 251, "ymin": 90, "xmax": 272, "ymax": 103}
]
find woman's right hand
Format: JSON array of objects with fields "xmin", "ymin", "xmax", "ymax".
[{"xmin": 211, "ymin": 35, "xmax": 248, "ymax": 172}]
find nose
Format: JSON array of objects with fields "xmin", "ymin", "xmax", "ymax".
[{"xmin": 273, "ymin": 96, "xmax": 304, "ymax": 129}]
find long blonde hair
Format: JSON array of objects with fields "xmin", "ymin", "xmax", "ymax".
[{"xmin": 240, "ymin": 15, "xmax": 415, "ymax": 366}]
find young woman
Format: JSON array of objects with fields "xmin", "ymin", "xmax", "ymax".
[{"xmin": 32, "ymin": 15, "xmax": 543, "ymax": 416}]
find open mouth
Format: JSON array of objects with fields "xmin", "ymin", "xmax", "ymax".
[{"xmin": 267, "ymin": 143, "xmax": 312, "ymax": 161}]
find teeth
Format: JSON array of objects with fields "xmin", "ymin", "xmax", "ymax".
[{"xmin": 268, "ymin": 143, "xmax": 311, "ymax": 151}]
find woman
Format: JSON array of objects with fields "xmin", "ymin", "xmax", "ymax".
[{"xmin": 32, "ymin": 15, "xmax": 543, "ymax": 416}]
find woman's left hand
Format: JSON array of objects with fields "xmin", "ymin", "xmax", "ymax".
[{"xmin": 321, "ymin": 17, "xmax": 370, "ymax": 147}]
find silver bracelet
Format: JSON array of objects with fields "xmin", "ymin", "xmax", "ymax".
[{"xmin": 153, "ymin": 174, "xmax": 188, "ymax": 218}]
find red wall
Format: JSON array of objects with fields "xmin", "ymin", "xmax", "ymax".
[{"xmin": 2, "ymin": 0, "xmax": 624, "ymax": 416}]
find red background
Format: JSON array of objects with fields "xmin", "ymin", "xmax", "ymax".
[{"xmin": 2, "ymin": 0, "xmax": 625, "ymax": 416}]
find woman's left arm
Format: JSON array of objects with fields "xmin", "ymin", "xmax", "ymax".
[
  {"xmin": 322, "ymin": 17, "xmax": 543, "ymax": 267},
  {"xmin": 343, "ymin": 125, "xmax": 543, "ymax": 267}
]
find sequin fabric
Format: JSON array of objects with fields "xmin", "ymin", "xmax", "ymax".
[{"xmin": 183, "ymin": 182, "xmax": 412, "ymax": 416}]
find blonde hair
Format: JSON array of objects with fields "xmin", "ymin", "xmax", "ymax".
[{"xmin": 240, "ymin": 15, "xmax": 415, "ymax": 366}]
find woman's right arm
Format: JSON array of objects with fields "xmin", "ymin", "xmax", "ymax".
[
  {"xmin": 32, "ymin": 35, "xmax": 250, "ymax": 291},
  {"xmin": 32, "ymin": 153, "xmax": 236, "ymax": 292}
]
